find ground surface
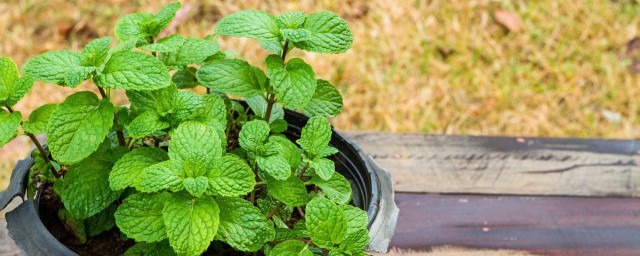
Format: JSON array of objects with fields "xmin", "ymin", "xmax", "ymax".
[{"xmin": 2, "ymin": 0, "xmax": 640, "ymax": 186}]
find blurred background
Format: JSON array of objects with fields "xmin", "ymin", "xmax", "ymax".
[{"xmin": 2, "ymin": 0, "xmax": 640, "ymax": 187}]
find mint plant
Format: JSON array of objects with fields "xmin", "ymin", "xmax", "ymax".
[{"xmin": 0, "ymin": 2, "xmax": 367, "ymax": 256}]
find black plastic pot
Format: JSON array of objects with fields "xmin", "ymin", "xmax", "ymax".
[{"xmin": 0, "ymin": 110, "xmax": 399, "ymax": 255}]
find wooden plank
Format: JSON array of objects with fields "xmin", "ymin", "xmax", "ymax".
[
  {"xmin": 345, "ymin": 132, "xmax": 640, "ymax": 197},
  {"xmin": 380, "ymin": 246, "xmax": 538, "ymax": 256},
  {"xmin": 390, "ymin": 193, "xmax": 640, "ymax": 255}
]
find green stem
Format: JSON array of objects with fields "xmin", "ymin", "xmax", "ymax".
[
  {"xmin": 5, "ymin": 106, "xmax": 52, "ymax": 171},
  {"xmin": 297, "ymin": 162, "xmax": 310, "ymax": 179},
  {"xmin": 97, "ymin": 86, "xmax": 108, "ymax": 99},
  {"xmin": 263, "ymin": 93, "xmax": 276, "ymax": 122},
  {"xmin": 97, "ymin": 87, "xmax": 126, "ymax": 147},
  {"xmin": 149, "ymin": 36, "xmax": 157, "ymax": 57},
  {"xmin": 266, "ymin": 202, "xmax": 283, "ymax": 220},
  {"xmin": 281, "ymin": 40, "xmax": 290, "ymax": 61},
  {"xmin": 128, "ymin": 138, "xmax": 139, "ymax": 149},
  {"xmin": 262, "ymin": 40, "xmax": 289, "ymax": 123},
  {"xmin": 296, "ymin": 207, "xmax": 306, "ymax": 219}
]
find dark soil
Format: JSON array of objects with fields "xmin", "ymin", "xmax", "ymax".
[{"xmin": 39, "ymin": 183, "xmax": 134, "ymax": 256}]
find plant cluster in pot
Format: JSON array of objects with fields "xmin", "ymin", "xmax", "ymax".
[{"xmin": 0, "ymin": 2, "xmax": 399, "ymax": 256}]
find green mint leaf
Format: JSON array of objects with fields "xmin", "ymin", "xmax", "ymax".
[
  {"xmin": 202, "ymin": 51, "xmax": 228, "ymax": 64},
  {"xmin": 137, "ymin": 160, "xmax": 185, "ymax": 193},
  {"xmin": 296, "ymin": 116, "xmax": 332, "ymax": 158},
  {"xmin": 207, "ymin": 121, "xmax": 228, "ymax": 152},
  {"xmin": 338, "ymin": 229, "xmax": 369, "ymax": 254},
  {"xmin": 112, "ymin": 38, "xmax": 139, "ymax": 53},
  {"xmin": 265, "ymin": 55, "xmax": 316, "ymax": 109},
  {"xmin": 163, "ymin": 193, "xmax": 220, "ymax": 256},
  {"xmin": 266, "ymin": 175, "xmax": 307, "ymax": 207},
  {"xmin": 272, "ymin": 215, "xmax": 289, "ymax": 229},
  {"xmin": 0, "ymin": 57, "xmax": 35, "ymax": 107},
  {"xmin": 114, "ymin": 12, "xmax": 154, "ymax": 43},
  {"xmin": 5, "ymin": 76, "xmax": 34, "ymax": 107},
  {"xmin": 65, "ymin": 66, "xmax": 96, "ymax": 87},
  {"xmin": 172, "ymin": 67, "xmax": 198, "ymax": 89},
  {"xmin": 160, "ymin": 37, "xmax": 220, "ymax": 69},
  {"xmin": 274, "ymin": 227, "xmax": 308, "ymax": 242},
  {"xmin": 257, "ymin": 141, "xmax": 282, "ymax": 158},
  {"xmin": 316, "ymin": 146, "xmax": 339, "ymax": 159},
  {"xmin": 140, "ymin": 35, "xmax": 185, "ymax": 53},
  {"xmin": 293, "ymin": 11, "xmax": 353, "ymax": 54},
  {"xmin": 58, "ymin": 147, "xmax": 128, "ymax": 219},
  {"xmin": 23, "ymin": 103, "xmax": 57, "ymax": 134},
  {"xmin": 124, "ymin": 241, "xmax": 177, "ymax": 256},
  {"xmin": 269, "ymin": 136, "xmax": 302, "ymax": 169},
  {"xmin": 308, "ymin": 157, "xmax": 335, "ymax": 181},
  {"xmin": 246, "ymin": 95, "xmax": 284, "ymax": 123},
  {"xmin": 127, "ymin": 85, "xmax": 176, "ymax": 116},
  {"xmin": 310, "ymin": 172, "xmax": 351, "ymax": 205},
  {"xmin": 0, "ymin": 57, "xmax": 19, "ymax": 102},
  {"xmin": 127, "ymin": 111, "xmax": 170, "ymax": 139},
  {"xmin": 149, "ymin": 2, "xmax": 182, "ymax": 36},
  {"xmin": 257, "ymin": 153, "xmax": 291, "ymax": 180},
  {"xmin": 169, "ymin": 121, "xmax": 223, "ymax": 177},
  {"xmin": 0, "ymin": 110, "xmax": 21, "ymax": 148},
  {"xmin": 85, "ymin": 204, "xmax": 117, "ymax": 237},
  {"xmin": 94, "ymin": 50, "xmax": 171, "ymax": 90},
  {"xmin": 190, "ymin": 93, "xmax": 227, "ymax": 128},
  {"xmin": 215, "ymin": 10, "xmax": 280, "ymax": 41},
  {"xmin": 167, "ymin": 90, "xmax": 204, "ymax": 126},
  {"xmin": 115, "ymin": 193, "xmax": 170, "ymax": 242},
  {"xmin": 302, "ymin": 79, "xmax": 343, "ymax": 117},
  {"xmin": 216, "ymin": 197, "xmax": 275, "ymax": 252},
  {"xmin": 81, "ymin": 37, "xmax": 112, "ymax": 67},
  {"xmin": 183, "ymin": 176, "xmax": 209, "ymax": 197},
  {"xmin": 258, "ymin": 39, "xmax": 283, "ymax": 54},
  {"xmin": 281, "ymin": 28, "xmax": 311, "ymax": 42},
  {"xmin": 277, "ymin": 12, "xmax": 307, "ymax": 29},
  {"xmin": 254, "ymin": 66, "xmax": 268, "ymax": 91},
  {"xmin": 269, "ymin": 119, "xmax": 288, "ymax": 133},
  {"xmin": 306, "ymin": 197, "xmax": 347, "ymax": 249},
  {"xmin": 22, "ymin": 50, "xmax": 90, "ymax": 87},
  {"xmin": 109, "ymin": 147, "xmax": 169, "ymax": 191},
  {"xmin": 270, "ymin": 240, "xmax": 313, "ymax": 256},
  {"xmin": 340, "ymin": 205, "xmax": 368, "ymax": 234},
  {"xmin": 206, "ymin": 155, "xmax": 255, "ymax": 197},
  {"xmin": 293, "ymin": 220, "xmax": 310, "ymax": 235},
  {"xmin": 48, "ymin": 91, "xmax": 114, "ymax": 164},
  {"xmin": 196, "ymin": 59, "xmax": 263, "ymax": 98},
  {"xmin": 239, "ymin": 119, "xmax": 270, "ymax": 152}
]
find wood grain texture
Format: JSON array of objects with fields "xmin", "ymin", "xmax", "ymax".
[
  {"xmin": 391, "ymin": 193, "xmax": 640, "ymax": 256},
  {"xmin": 345, "ymin": 132, "xmax": 640, "ymax": 197}
]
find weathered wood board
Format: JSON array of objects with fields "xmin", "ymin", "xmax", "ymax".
[
  {"xmin": 391, "ymin": 193, "xmax": 640, "ymax": 255},
  {"xmin": 345, "ymin": 132, "xmax": 640, "ymax": 197}
]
